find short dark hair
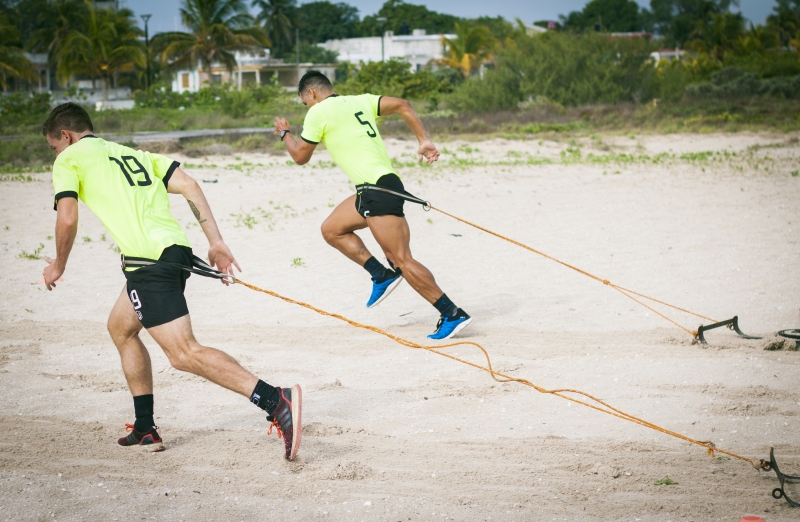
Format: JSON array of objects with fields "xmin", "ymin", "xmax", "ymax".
[
  {"xmin": 298, "ymin": 70, "xmax": 332, "ymax": 94},
  {"xmin": 42, "ymin": 102, "xmax": 94, "ymax": 138}
]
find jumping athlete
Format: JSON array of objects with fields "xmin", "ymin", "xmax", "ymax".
[
  {"xmin": 274, "ymin": 71, "xmax": 472, "ymax": 340},
  {"xmin": 41, "ymin": 103, "xmax": 301, "ymax": 459}
]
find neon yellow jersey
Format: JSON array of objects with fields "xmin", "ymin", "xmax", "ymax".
[
  {"xmin": 52, "ymin": 136, "xmax": 191, "ymax": 261},
  {"xmin": 300, "ymin": 94, "xmax": 397, "ymax": 185}
]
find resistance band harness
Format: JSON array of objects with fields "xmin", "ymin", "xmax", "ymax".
[{"xmin": 119, "ymin": 188, "xmax": 797, "ymax": 506}]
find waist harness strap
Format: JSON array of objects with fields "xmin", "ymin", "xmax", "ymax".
[
  {"xmin": 121, "ymin": 254, "xmax": 231, "ymax": 281},
  {"xmin": 355, "ymin": 183, "xmax": 431, "ymax": 211}
]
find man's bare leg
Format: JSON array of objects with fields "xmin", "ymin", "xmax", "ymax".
[
  {"xmin": 320, "ymin": 194, "xmax": 372, "ymax": 264},
  {"xmin": 107, "ymin": 285, "xmax": 153, "ymax": 396},
  {"xmin": 146, "ymin": 315, "xmax": 257, "ymax": 397},
  {"xmin": 367, "ymin": 214, "xmax": 443, "ymax": 304}
]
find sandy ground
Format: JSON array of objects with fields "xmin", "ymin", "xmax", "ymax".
[{"xmin": 1, "ymin": 132, "xmax": 799, "ymax": 521}]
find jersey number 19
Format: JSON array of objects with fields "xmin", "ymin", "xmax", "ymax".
[{"xmin": 109, "ymin": 156, "xmax": 153, "ymax": 187}]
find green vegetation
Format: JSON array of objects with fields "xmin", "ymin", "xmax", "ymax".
[
  {"xmin": 291, "ymin": 257, "xmax": 304, "ymax": 267},
  {"xmin": 654, "ymin": 476, "xmax": 676, "ymax": 486},
  {"xmin": 55, "ymin": 3, "xmax": 144, "ymax": 102},
  {"xmin": 1, "ymin": 0, "xmax": 799, "ymax": 174},
  {"xmin": 151, "ymin": 0, "xmax": 268, "ymax": 82},
  {"xmin": 17, "ymin": 243, "xmax": 45, "ymax": 260},
  {"xmin": 337, "ymin": 59, "xmax": 450, "ymax": 99}
]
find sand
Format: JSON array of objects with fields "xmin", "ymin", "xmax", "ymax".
[{"xmin": 1, "ymin": 131, "xmax": 799, "ymax": 521}]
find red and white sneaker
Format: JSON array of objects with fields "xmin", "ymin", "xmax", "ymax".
[
  {"xmin": 117, "ymin": 423, "xmax": 165, "ymax": 452},
  {"xmin": 267, "ymin": 385, "xmax": 302, "ymax": 460}
]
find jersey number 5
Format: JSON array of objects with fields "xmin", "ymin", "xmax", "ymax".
[
  {"xmin": 354, "ymin": 111, "xmax": 377, "ymax": 138},
  {"xmin": 110, "ymin": 156, "xmax": 153, "ymax": 187}
]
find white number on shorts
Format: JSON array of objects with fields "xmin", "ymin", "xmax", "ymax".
[{"xmin": 130, "ymin": 289, "xmax": 142, "ymax": 310}]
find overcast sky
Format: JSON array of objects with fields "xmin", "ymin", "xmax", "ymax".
[{"xmin": 126, "ymin": 0, "xmax": 778, "ymax": 38}]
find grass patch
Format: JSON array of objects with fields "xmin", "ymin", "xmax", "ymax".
[
  {"xmin": 17, "ymin": 243, "xmax": 44, "ymax": 260},
  {"xmin": 654, "ymin": 476, "xmax": 676, "ymax": 486}
]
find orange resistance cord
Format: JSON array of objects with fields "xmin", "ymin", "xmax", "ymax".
[
  {"xmin": 431, "ymin": 206, "xmax": 716, "ymax": 338},
  {"xmin": 234, "ymin": 278, "xmax": 764, "ymax": 469}
]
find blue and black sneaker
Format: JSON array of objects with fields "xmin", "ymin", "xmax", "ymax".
[
  {"xmin": 366, "ymin": 271, "xmax": 404, "ymax": 308},
  {"xmin": 427, "ymin": 308, "xmax": 473, "ymax": 340}
]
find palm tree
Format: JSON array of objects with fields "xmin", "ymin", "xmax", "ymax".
[
  {"xmin": 439, "ymin": 22, "xmax": 496, "ymax": 78},
  {"xmin": 152, "ymin": 0, "xmax": 268, "ymax": 87},
  {"xmin": 30, "ymin": 0, "xmax": 90, "ymax": 60},
  {"xmin": 687, "ymin": 11, "xmax": 746, "ymax": 61},
  {"xmin": 252, "ymin": 0, "xmax": 296, "ymax": 56},
  {"xmin": 55, "ymin": 1, "xmax": 145, "ymax": 101},
  {"xmin": 0, "ymin": 13, "xmax": 37, "ymax": 90}
]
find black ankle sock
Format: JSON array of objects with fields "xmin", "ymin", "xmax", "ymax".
[
  {"xmin": 132, "ymin": 394, "xmax": 155, "ymax": 433},
  {"xmin": 363, "ymin": 256, "xmax": 392, "ymax": 283},
  {"xmin": 433, "ymin": 293, "xmax": 458, "ymax": 317},
  {"xmin": 250, "ymin": 379, "xmax": 280, "ymax": 415},
  {"xmin": 387, "ymin": 259, "xmax": 402, "ymax": 275}
]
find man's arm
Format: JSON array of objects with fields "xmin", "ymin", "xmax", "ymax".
[
  {"xmin": 378, "ymin": 97, "xmax": 440, "ymax": 164},
  {"xmin": 167, "ymin": 167, "xmax": 241, "ymax": 284},
  {"xmin": 43, "ymin": 197, "xmax": 78, "ymax": 291},
  {"xmin": 273, "ymin": 117, "xmax": 316, "ymax": 165}
]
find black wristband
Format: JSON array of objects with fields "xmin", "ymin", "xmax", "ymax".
[{"xmin": 280, "ymin": 129, "xmax": 290, "ymax": 141}]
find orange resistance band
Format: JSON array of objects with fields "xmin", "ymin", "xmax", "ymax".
[
  {"xmin": 430, "ymin": 206, "xmax": 717, "ymax": 338},
  {"xmin": 233, "ymin": 278, "xmax": 765, "ymax": 470}
]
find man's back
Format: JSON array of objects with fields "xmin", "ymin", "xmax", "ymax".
[
  {"xmin": 52, "ymin": 136, "xmax": 190, "ymax": 259},
  {"xmin": 300, "ymin": 94, "xmax": 396, "ymax": 186}
]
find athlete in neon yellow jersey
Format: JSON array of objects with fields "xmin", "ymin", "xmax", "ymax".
[
  {"xmin": 42, "ymin": 103, "xmax": 301, "ymax": 459},
  {"xmin": 274, "ymin": 71, "xmax": 472, "ymax": 340}
]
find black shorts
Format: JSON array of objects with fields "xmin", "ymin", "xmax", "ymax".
[
  {"xmin": 355, "ymin": 174, "xmax": 405, "ymax": 218},
  {"xmin": 123, "ymin": 245, "xmax": 192, "ymax": 328}
]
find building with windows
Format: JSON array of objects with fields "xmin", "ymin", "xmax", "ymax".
[
  {"xmin": 318, "ymin": 29, "xmax": 455, "ymax": 72},
  {"xmin": 171, "ymin": 49, "xmax": 336, "ymax": 93}
]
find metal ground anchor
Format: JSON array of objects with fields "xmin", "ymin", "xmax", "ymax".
[
  {"xmin": 695, "ymin": 316, "xmax": 762, "ymax": 345},
  {"xmin": 763, "ymin": 447, "xmax": 800, "ymax": 507}
]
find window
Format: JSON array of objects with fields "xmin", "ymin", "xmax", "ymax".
[{"xmin": 181, "ymin": 73, "xmax": 190, "ymax": 89}]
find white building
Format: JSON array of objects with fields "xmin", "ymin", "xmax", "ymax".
[
  {"xmin": 319, "ymin": 29, "xmax": 455, "ymax": 71},
  {"xmin": 171, "ymin": 49, "xmax": 336, "ymax": 93}
]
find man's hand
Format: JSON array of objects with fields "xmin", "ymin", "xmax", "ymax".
[
  {"xmin": 42, "ymin": 257, "xmax": 64, "ymax": 291},
  {"xmin": 418, "ymin": 140, "xmax": 440, "ymax": 165},
  {"xmin": 274, "ymin": 117, "xmax": 290, "ymax": 136},
  {"xmin": 208, "ymin": 240, "xmax": 241, "ymax": 286}
]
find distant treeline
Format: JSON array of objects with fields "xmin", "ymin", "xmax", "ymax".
[{"xmin": 1, "ymin": 0, "xmax": 799, "ymax": 113}]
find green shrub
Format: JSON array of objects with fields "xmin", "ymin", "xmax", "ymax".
[
  {"xmin": 336, "ymin": 58, "xmax": 449, "ymax": 99},
  {"xmin": 446, "ymin": 32, "xmax": 658, "ymax": 112},
  {"xmin": 133, "ymin": 79, "xmax": 287, "ymax": 113},
  {"xmin": 686, "ymin": 66, "xmax": 800, "ymax": 99}
]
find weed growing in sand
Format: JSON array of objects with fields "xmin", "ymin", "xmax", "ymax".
[
  {"xmin": 100, "ymin": 234, "xmax": 106, "ymax": 241},
  {"xmin": 17, "ymin": 243, "xmax": 44, "ymax": 260},
  {"xmin": 792, "ymin": 170, "xmax": 799, "ymax": 177},
  {"xmin": 291, "ymin": 257, "xmax": 304, "ymax": 267},
  {"xmin": 654, "ymin": 476, "xmax": 676, "ymax": 486},
  {"xmin": 25, "ymin": 308, "xmax": 33, "ymax": 313},
  {"xmin": 82, "ymin": 236, "xmax": 91, "ymax": 243},
  {"xmin": 0, "ymin": 173, "xmax": 36, "ymax": 182},
  {"xmin": 231, "ymin": 209, "xmax": 259, "ymax": 229},
  {"xmin": 715, "ymin": 456, "xmax": 731, "ymax": 461}
]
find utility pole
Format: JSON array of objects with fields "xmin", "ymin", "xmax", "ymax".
[
  {"xmin": 377, "ymin": 17, "xmax": 387, "ymax": 62},
  {"xmin": 295, "ymin": 27, "xmax": 300, "ymax": 85},
  {"xmin": 141, "ymin": 14, "xmax": 152, "ymax": 91}
]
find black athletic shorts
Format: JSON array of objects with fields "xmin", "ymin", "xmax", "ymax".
[
  {"xmin": 355, "ymin": 173, "xmax": 405, "ymax": 218},
  {"xmin": 123, "ymin": 245, "xmax": 192, "ymax": 329}
]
